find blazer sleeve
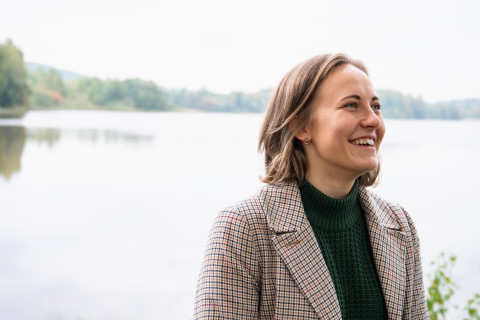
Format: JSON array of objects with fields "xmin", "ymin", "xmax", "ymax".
[
  {"xmin": 402, "ymin": 206, "xmax": 429, "ymax": 319},
  {"xmin": 194, "ymin": 207, "xmax": 260, "ymax": 319}
]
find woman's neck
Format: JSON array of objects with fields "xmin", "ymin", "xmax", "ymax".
[{"xmin": 305, "ymin": 171, "xmax": 357, "ymax": 199}]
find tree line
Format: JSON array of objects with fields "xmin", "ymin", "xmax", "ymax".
[
  {"xmin": 27, "ymin": 65, "xmax": 169, "ymax": 111},
  {"xmin": 1, "ymin": 39, "xmax": 480, "ymax": 119}
]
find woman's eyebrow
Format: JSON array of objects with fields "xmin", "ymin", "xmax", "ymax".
[
  {"xmin": 340, "ymin": 94, "xmax": 361, "ymax": 101},
  {"xmin": 340, "ymin": 95, "xmax": 380, "ymax": 102}
]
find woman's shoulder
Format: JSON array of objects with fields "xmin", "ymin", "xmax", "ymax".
[
  {"xmin": 212, "ymin": 185, "xmax": 270, "ymax": 230},
  {"xmin": 215, "ymin": 182, "xmax": 300, "ymax": 232},
  {"xmin": 222, "ymin": 182, "xmax": 298, "ymax": 213}
]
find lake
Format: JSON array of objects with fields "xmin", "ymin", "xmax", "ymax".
[{"xmin": 0, "ymin": 110, "xmax": 479, "ymax": 319}]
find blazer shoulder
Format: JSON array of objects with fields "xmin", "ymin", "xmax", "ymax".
[
  {"xmin": 220, "ymin": 182, "xmax": 296, "ymax": 221},
  {"xmin": 360, "ymin": 187, "xmax": 416, "ymax": 233},
  {"xmin": 212, "ymin": 186, "xmax": 273, "ymax": 239},
  {"xmin": 220, "ymin": 187, "xmax": 267, "ymax": 219}
]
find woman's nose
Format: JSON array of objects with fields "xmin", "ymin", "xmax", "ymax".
[{"xmin": 360, "ymin": 106, "xmax": 382, "ymax": 128}]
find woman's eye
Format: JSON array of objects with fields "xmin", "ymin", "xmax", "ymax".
[
  {"xmin": 371, "ymin": 104, "xmax": 381, "ymax": 110},
  {"xmin": 345, "ymin": 102, "xmax": 357, "ymax": 109}
]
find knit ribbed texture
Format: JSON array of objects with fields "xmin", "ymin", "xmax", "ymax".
[{"xmin": 300, "ymin": 179, "xmax": 388, "ymax": 320}]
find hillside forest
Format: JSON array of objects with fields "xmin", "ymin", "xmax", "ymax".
[{"xmin": 1, "ymin": 39, "xmax": 480, "ymax": 119}]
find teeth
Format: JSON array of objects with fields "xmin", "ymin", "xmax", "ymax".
[{"xmin": 352, "ymin": 138, "xmax": 374, "ymax": 146}]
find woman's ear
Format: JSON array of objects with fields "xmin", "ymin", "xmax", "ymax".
[{"xmin": 289, "ymin": 117, "xmax": 310, "ymax": 142}]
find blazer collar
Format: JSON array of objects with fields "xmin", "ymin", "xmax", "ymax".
[
  {"xmin": 260, "ymin": 182, "xmax": 407, "ymax": 320},
  {"xmin": 359, "ymin": 187, "xmax": 407, "ymax": 320},
  {"xmin": 260, "ymin": 181, "xmax": 402, "ymax": 234},
  {"xmin": 260, "ymin": 182, "xmax": 307, "ymax": 233},
  {"xmin": 260, "ymin": 182, "xmax": 342, "ymax": 319}
]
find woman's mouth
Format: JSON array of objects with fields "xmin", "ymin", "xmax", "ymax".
[{"xmin": 350, "ymin": 138, "xmax": 375, "ymax": 146}]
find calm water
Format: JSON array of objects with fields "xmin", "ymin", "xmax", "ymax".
[{"xmin": 0, "ymin": 110, "xmax": 479, "ymax": 319}]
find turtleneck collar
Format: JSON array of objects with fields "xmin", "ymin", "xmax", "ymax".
[{"xmin": 299, "ymin": 179, "xmax": 361, "ymax": 232}]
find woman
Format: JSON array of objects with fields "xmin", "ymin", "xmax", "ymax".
[{"xmin": 194, "ymin": 54, "xmax": 428, "ymax": 319}]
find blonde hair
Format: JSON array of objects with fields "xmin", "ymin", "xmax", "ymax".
[{"xmin": 258, "ymin": 53, "xmax": 380, "ymax": 187}]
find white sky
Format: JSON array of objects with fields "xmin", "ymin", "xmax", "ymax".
[{"xmin": 1, "ymin": 0, "xmax": 479, "ymax": 102}]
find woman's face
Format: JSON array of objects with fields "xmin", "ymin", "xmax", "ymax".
[{"xmin": 301, "ymin": 63, "xmax": 385, "ymax": 181}]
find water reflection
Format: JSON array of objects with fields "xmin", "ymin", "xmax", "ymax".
[
  {"xmin": 0, "ymin": 125, "xmax": 154, "ymax": 180},
  {"xmin": 75, "ymin": 129, "xmax": 155, "ymax": 144},
  {"xmin": 0, "ymin": 126, "xmax": 26, "ymax": 179},
  {"xmin": 27, "ymin": 128, "xmax": 61, "ymax": 148}
]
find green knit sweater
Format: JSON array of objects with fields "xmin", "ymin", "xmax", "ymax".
[{"xmin": 299, "ymin": 179, "xmax": 388, "ymax": 319}]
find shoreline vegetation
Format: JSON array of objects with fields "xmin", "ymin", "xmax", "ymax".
[{"xmin": 2, "ymin": 39, "xmax": 480, "ymax": 119}]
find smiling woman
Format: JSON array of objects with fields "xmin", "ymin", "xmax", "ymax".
[
  {"xmin": 292, "ymin": 63, "xmax": 385, "ymax": 198},
  {"xmin": 194, "ymin": 54, "xmax": 428, "ymax": 319}
]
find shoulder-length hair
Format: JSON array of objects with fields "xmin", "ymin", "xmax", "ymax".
[{"xmin": 258, "ymin": 53, "xmax": 380, "ymax": 187}]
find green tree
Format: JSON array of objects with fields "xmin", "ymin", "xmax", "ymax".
[
  {"xmin": 29, "ymin": 68, "xmax": 66, "ymax": 107},
  {"xmin": 103, "ymin": 79, "xmax": 127, "ymax": 105},
  {"xmin": 68, "ymin": 77, "xmax": 105, "ymax": 105},
  {"xmin": 124, "ymin": 78, "xmax": 167, "ymax": 110},
  {"xmin": 0, "ymin": 39, "xmax": 29, "ymax": 108}
]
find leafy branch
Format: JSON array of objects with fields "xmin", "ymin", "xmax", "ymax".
[{"xmin": 427, "ymin": 252, "xmax": 480, "ymax": 320}]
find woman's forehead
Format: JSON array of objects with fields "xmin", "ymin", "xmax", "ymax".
[{"xmin": 317, "ymin": 64, "xmax": 375, "ymax": 100}]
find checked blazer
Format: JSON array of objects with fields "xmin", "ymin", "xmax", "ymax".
[{"xmin": 195, "ymin": 182, "xmax": 428, "ymax": 319}]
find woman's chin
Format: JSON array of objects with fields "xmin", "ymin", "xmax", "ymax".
[{"xmin": 354, "ymin": 162, "xmax": 379, "ymax": 177}]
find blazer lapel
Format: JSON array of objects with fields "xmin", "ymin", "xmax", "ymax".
[
  {"xmin": 359, "ymin": 187, "xmax": 407, "ymax": 320},
  {"xmin": 260, "ymin": 183, "xmax": 342, "ymax": 319}
]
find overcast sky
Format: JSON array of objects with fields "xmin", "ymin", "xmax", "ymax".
[{"xmin": 1, "ymin": 0, "xmax": 479, "ymax": 102}]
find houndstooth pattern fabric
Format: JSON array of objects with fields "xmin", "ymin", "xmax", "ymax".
[{"xmin": 194, "ymin": 182, "xmax": 428, "ymax": 319}]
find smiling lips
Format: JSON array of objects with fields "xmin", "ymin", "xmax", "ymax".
[{"xmin": 350, "ymin": 137, "xmax": 375, "ymax": 146}]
